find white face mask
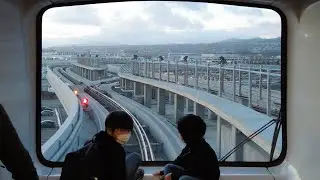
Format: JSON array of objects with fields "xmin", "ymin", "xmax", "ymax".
[{"xmin": 116, "ymin": 133, "xmax": 131, "ymax": 145}]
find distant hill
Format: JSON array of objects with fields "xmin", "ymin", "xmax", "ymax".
[{"xmin": 44, "ymin": 37, "xmax": 281, "ymax": 57}]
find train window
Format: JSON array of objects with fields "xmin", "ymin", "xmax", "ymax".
[{"xmin": 37, "ymin": 1, "xmax": 286, "ymax": 167}]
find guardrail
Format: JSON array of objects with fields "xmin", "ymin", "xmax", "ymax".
[
  {"xmin": 42, "ymin": 67, "xmax": 81, "ymax": 161},
  {"xmin": 58, "ymin": 67, "xmax": 82, "ymax": 85},
  {"xmin": 119, "ymin": 63, "xmax": 281, "ymax": 158},
  {"xmin": 127, "ymin": 60, "xmax": 281, "ymax": 117},
  {"xmin": 85, "ymin": 86, "xmax": 155, "ymax": 161}
]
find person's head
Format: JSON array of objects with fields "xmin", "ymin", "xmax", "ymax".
[
  {"xmin": 177, "ymin": 114, "xmax": 206, "ymax": 144},
  {"xmin": 105, "ymin": 111, "xmax": 133, "ymax": 145}
]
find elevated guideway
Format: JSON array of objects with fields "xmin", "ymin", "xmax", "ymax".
[
  {"xmin": 98, "ymin": 83, "xmax": 184, "ymax": 160},
  {"xmin": 61, "ymin": 67, "xmax": 179, "ymax": 160},
  {"xmin": 42, "ymin": 66, "xmax": 81, "ymax": 161},
  {"xmin": 131, "ymin": 60, "xmax": 281, "ymax": 116},
  {"xmin": 66, "ymin": 67, "xmax": 119, "ymax": 86},
  {"xmin": 118, "ymin": 63, "xmax": 282, "ymax": 161}
]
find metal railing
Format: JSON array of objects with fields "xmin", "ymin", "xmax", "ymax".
[{"xmin": 126, "ymin": 60, "xmax": 281, "ymax": 117}]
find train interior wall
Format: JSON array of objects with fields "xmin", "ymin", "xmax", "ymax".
[{"xmin": 0, "ymin": 0, "xmax": 320, "ymax": 179}]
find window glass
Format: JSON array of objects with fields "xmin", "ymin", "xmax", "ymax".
[{"xmin": 40, "ymin": 1, "xmax": 284, "ymax": 164}]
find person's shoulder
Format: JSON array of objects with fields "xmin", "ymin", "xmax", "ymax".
[
  {"xmin": 201, "ymin": 140, "xmax": 218, "ymax": 157},
  {"xmin": 102, "ymin": 140, "xmax": 125, "ymax": 156}
]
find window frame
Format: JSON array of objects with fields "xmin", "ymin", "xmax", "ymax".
[{"xmin": 36, "ymin": 0, "xmax": 287, "ymax": 168}]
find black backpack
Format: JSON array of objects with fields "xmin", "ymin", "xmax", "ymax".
[{"xmin": 60, "ymin": 142, "xmax": 97, "ymax": 180}]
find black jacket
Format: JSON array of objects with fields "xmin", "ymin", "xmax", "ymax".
[
  {"xmin": 162, "ymin": 138, "xmax": 220, "ymax": 180},
  {"xmin": 82, "ymin": 131, "xmax": 127, "ymax": 180},
  {"xmin": 0, "ymin": 104, "xmax": 39, "ymax": 180}
]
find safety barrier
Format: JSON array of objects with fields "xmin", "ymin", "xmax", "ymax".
[
  {"xmin": 118, "ymin": 63, "xmax": 281, "ymax": 157},
  {"xmin": 42, "ymin": 67, "xmax": 81, "ymax": 161}
]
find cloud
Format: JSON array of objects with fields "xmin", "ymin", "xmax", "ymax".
[
  {"xmin": 42, "ymin": 1, "xmax": 281, "ymax": 47},
  {"xmin": 45, "ymin": 5, "xmax": 101, "ymax": 26}
]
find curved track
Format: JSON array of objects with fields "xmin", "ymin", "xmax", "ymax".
[{"xmin": 58, "ymin": 66, "xmax": 155, "ymax": 161}]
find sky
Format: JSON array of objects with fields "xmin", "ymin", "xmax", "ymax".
[{"xmin": 42, "ymin": 1, "xmax": 281, "ymax": 48}]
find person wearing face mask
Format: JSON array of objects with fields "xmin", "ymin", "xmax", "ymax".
[{"xmin": 60, "ymin": 111, "xmax": 144, "ymax": 180}]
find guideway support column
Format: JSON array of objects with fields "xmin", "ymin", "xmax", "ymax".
[
  {"xmin": 220, "ymin": 120, "xmax": 244, "ymax": 161},
  {"xmin": 207, "ymin": 109, "xmax": 217, "ymax": 120},
  {"xmin": 134, "ymin": 82, "xmax": 142, "ymax": 96},
  {"xmin": 133, "ymin": 82, "xmax": 144, "ymax": 104},
  {"xmin": 168, "ymin": 92, "xmax": 174, "ymax": 105},
  {"xmin": 194, "ymin": 102, "xmax": 205, "ymax": 120},
  {"xmin": 186, "ymin": 98, "xmax": 194, "ymax": 112},
  {"xmin": 157, "ymin": 88, "xmax": 166, "ymax": 115},
  {"xmin": 217, "ymin": 117, "xmax": 221, "ymax": 158},
  {"xmin": 174, "ymin": 94, "xmax": 185, "ymax": 122},
  {"xmin": 124, "ymin": 79, "xmax": 131, "ymax": 90},
  {"xmin": 144, "ymin": 84, "xmax": 152, "ymax": 108}
]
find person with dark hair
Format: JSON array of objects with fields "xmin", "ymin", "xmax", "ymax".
[
  {"xmin": 60, "ymin": 111, "xmax": 144, "ymax": 180},
  {"xmin": 0, "ymin": 104, "xmax": 39, "ymax": 180},
  {"xmin": 153, "ymin": 114, "xmax": 220, "ymax": 180}
]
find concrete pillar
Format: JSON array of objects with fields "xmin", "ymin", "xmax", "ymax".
[
  {"xmin": 168, "ymin": 92, "xmax": 174, "ymax": 105},
  {"xmin": 235, "ymin": 129, "xmax": 245, "ymax": 161},
  {"xmin": 229, "ymin": 125, "xmax": 237, "ymax": 161},
  {"xmin": 131, "ymin": 61, "xmax": 134, "ymax": 74},
  {"xmin": 157, "ymin": 88, "xmax": 166, "ymax": 115},
  {"xmin": 151, "ymin": 88, "xmax": 156, "ymax": 99},
  {"xmin": 219, "ymin": 66, "xmax": 224, "ymax": 96},
  {"xmin": 144, "ymin": 84, "xmax": 152, "ymax": 108},
  {"xmin": 87, "ymin": 69, "xmax": 89, "ymax": 79},
  {"xmin": 238, "ymin": 65, "xmax": 242, "ymax": 96},
  {"xmin": 207, "ymin": 63, "xmax": 210, "ymax": 92},
  {"xmin": 248, "ymin": 67, "xmax": 252, "ymax": 108},
  {"xmin": 184, "ymin": 62, "xmax": 188, "ymax": 85},
  {"xmin": 224, "ymin": 125, "xmax": 244, "ymax": 161},
  {"xmin": 152, "ymin": 62, "xmax": 155, "ymax": 79},
  {"xmin": 195, "ymin": 61, "xmax": 198, "ymax": 89},
  {"xmin": 259, "ymin": 65, "xmax": 263, "ymax": 100},
  {"xmin": 174, "ymin": 94, "xmax": 185, "ymax": 122},
  {"xmin": 186, "ymin": 98, "xmax": 194, "ymax": 112},
  {"xmin": 194, "ymin": 102, "xmax": 205, "ymax": 119},
  {"xmin": 134, "ymin": 82, "xmax": 142, "ymax": 96},
  {"xmin": 144, "ymin": 61, "xmax": 147, "ymax": 77},
  {"xmin": 159, "ymin": 61, "xmax": 162, "ymax": 80},
  {"xmin": 267, "ymin": 69, "xmax": 271, "ymax": 116},
  {"xmin": 167, "ymin": 60, "xmax": 170, "ymax": 82},
  {"xmin": 138, "ymin": 61, "xmax": 141, "ymax": 76},
  {"xmin": 207, "ymin": 109, "xmax": 217, "ymax": 120},
  {"xmin": 233, "ymin": 65, "xmax": 236, "ymax": 101},
  {"xmin": 175, "ymin": 62, "xmax": 178, "ymax": 83},
  {"xmin": 124, "ymin": 79, "xmax": 129, "ymax": 90},
  {"xmin": 120, "ymin": 78, "xmax": 123, "ymax": 89},
  {"xmin": 217, "ymin": 117, "xmax": 221, "ymax": 158}
]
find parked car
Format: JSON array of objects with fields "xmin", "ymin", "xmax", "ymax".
[
  {"xmin": 41, "ymin": 110, "xmax": 55, "ymax": 116},
  {"xmin": 41, "ymin": 106, "xmax": 53, "ymax": 111},
  {"xmin": 41, "ymin": 120, "xmax": 56, "ymax": 128}
]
